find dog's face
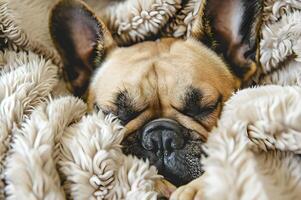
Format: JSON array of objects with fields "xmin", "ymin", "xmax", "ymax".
[
  {"xmin": 90, "ymin": 38, "xmax": 236, "ymax": 185},
  {"xmin": 50, "ymin": 0, "xmax": 259, "ymax": 186},
  {"xmin": 90, "ymin": 38, "xmax": 236, "ymax": 136}
]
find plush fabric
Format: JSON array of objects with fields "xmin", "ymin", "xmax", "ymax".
[
  {"xmin": 0, "ymin": 0, "xmax": 201, "ymax": 58},
  {"xmin": 203, "ymin": 86, "xmax": 301, "ymax": 200},
  {"xmin": 0, "ymin": 51, "xmax": 161, "ymax": 200},
  {"xmin": 0, "ymin": 0, "xmax": 301, "ymax": 200},
  {"xmin": 257, "ymin": 0, "xmax": 301, "ymax": 86}
]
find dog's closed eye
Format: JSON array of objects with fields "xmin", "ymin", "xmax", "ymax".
[
  {"xmin": 172, "ymin": 87, "xmax": 222, "ymax": 120},
  {"xmin": 182, "ymin": 98, "xmax": 221, "ymax": 120},
  {"xmin": 94, "ymin": 90, "xmax": 146, "ymax": 125},
  {"xmin": 94, "ymin": 102, "xmax": 145, "ymax": 125},
  {"xmin": 116, "ymin": 106, "xmax": 147, "ymax": 125},
  {"xmin": 114, "ymin": 90, "xmax": 139, "ymax": 124}
]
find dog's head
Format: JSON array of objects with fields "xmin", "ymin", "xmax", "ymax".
[{"xmin": 50, "ymin": 0, "xmax": 261, "ymax": 186}]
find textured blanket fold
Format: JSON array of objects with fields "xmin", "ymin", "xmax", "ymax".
[
  {"xmin": 203, "ymin": 86, "xmax": 301, "ymax": 200},
  {"xmin": 0, "ymin": 50, "xmax": 162, "ymax": 200},
  {"xmin": 0, "ymin": 50, "xmax": 59, "ymax": 199},
  {"xmin": 0, "ymin": 0, "xmax": 301, "ymax": 200},
  {"xmin": 259, "ymin": 0, "xmax": 301, "ymax": 86}
]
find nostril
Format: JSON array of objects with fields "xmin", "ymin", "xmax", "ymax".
[
  {"xmin": 162, "ymin": 131, "xmax": 185, "ymax": 153},
  {"xmin": 171, "ymin": 136, "xmax": 185, "ymax": 149},
  {"xmin": 163, "ymin": 138, "xmax": 172, "ymax": 153},
  {"xmin": 141, "ymin": 131, "xmax": 162, "ymax": 152}
]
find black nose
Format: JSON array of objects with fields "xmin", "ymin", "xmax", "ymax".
[{"xmin": 141, "ymin": 118, "xmax": 185, "ymax": 154}]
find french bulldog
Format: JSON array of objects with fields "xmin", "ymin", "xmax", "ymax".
[{"xmin": 49, "ymin": 0, "xmax": 262, "ymax": 199}]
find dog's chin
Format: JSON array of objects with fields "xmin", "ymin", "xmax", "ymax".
[{"xmin": 121, "ymin": 129, "xmax": 207, "ymax": 186}]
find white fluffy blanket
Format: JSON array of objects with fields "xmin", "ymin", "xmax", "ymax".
[{"xmin": 0, "ymin": 0, "xmax": 301, "ymax": 199}]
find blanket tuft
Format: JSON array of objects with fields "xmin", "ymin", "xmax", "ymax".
[
  {"xmin": 0, "ymin": 50, "xmax": 59, "ymax": 199},
  {"xmin": 203, "ymin": 86, "xmax": 301, "ymax": 200},
  {"xmin": 87, "ymin": 0, "xmax": 201, "ymax": 45},
  {"xmin": 258, "ymin": 0, "xmax": 301, "ymax": 86}
]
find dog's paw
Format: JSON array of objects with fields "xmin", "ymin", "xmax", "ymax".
[
  {"xmin": 155, "ymin": 179, "xmax": 177, "ymax": 198},
  {"xmin": 170, "ymin": 177, "xmax": 203, "ymax": 200}
]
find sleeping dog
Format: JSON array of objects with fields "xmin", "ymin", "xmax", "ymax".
[{"xmin": 49, "ymin": 0, "xmax": 262, "ymax": 199}]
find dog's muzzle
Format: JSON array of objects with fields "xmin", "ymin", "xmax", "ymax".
[{"xmin": 122, "ymin": 118, "xmax": 207, "ymax": 186}]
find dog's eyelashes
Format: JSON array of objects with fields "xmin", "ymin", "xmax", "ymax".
[
  {"xmin": 172, "ymin": 104, "xmax": 216, "ymax": 121},
  {"xmin": 117, "ymin": 107, "xmax": 148, "ymax": 125},
  {"xmin": 117, "ymin": 109, "xmax": 139, "ymax": 125},
  {"xmin": 178, "ymin": 87, "xmax": 221, "ymax": 120},
  {"xmin": 113, "ymin": 90, "xmax": 148, "ymax": 125},
  {"xmin": 187, "ymin": 102, "xmax": 219, "ymax": 119},
  {"xmin": 97, "ymin": 107, "xmax": 136, "ymax": 125},
  {"xmin": 173, "ymin": 95, "xmax": 222, "ymax": 120}
]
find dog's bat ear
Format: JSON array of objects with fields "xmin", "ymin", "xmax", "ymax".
[
  {"xmin": 192, "ymin": 0, "xmax": 262, "ymax": 84},
  {"xmin": 49, "ymin": 0, "xmax": 116, "ymax": 97}
]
